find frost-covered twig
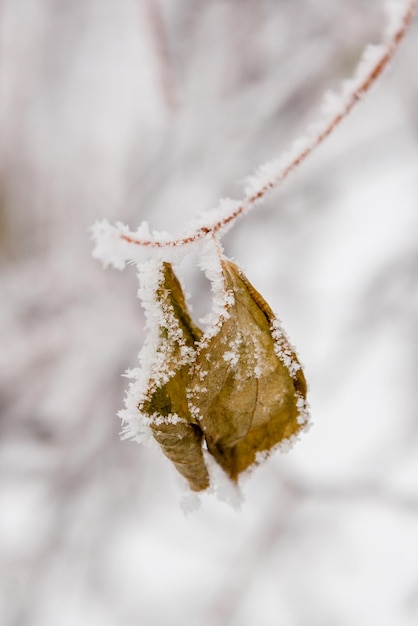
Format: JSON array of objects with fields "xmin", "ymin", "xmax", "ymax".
[{"xmin": 92, "ymin": 0, "xmax": 416, "ymax": 267}]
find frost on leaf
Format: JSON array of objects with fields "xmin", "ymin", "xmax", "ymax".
[
  {"xmin": 136, "ymin": 258, "xmax": 309, "ymax": 491},
  {"xmin": 139, "ymin": 262, "xmax": 210, "ymax": 492},
  {"xmin": 189, "ymin": 259, "xmax": 308, "ymax": 482}
]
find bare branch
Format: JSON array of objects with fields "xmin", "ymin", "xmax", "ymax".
[{"xmin": 92, "ymin": 0, "xmax": 416, "ymax": 265}]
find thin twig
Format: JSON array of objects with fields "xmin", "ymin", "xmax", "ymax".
[{"xmin": 96, "ymin": 0, "xmax": 416, "ymax": 256}]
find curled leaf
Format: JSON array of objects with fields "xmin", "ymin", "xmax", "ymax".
[
  {"xmin": 189, "ymin": 259, "xmax": 309, "ymax": 482},
  {"xmin": 139, "ymin": 263, "xmax": 209, "ymax": 492},
  {"xmin": 136, "ymin": 258, "xmax": 309, "ymax": 491}
]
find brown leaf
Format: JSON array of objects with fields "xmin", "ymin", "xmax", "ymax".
[
  {"xmin": 139, "ymin": 263, "xmax": 209, "ymax": 492},
  {"xmin": 189, "ymin": 259, "xmax": 308, "ymax": 482}
]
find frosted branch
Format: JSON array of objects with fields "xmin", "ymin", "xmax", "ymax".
[{"xmin": 92, "ymin": 0, "xmax": 416, "ymax": 267}]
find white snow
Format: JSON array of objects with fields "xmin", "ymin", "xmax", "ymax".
[
  {"xmin": 118, "ymin": 259, "xmax": 196, "ymax": 443},
  {"xmin": 384, "ymin": 0, "xmax": 414, "ymax": 39},
  {"xmin": 197, "ymin": 240, "xmax": 234, "ymax": 335}
]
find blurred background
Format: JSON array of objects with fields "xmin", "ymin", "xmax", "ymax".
[{"xmin": 0, "ymin": 1, "xmax": 417, "ymax": 625}]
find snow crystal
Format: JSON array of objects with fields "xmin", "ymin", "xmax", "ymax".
[
  {"xmin": 270, "ymin": 318, "xmax": 301, "ymax": 378},
  {"xmin": 296, "ymin": 394, "xmax": 311, "ymax": 426},
  {"xmin": 118, "ymin": 259, "xmax": 198, "ymax": 444},
  {"xmin": 243, "ymin": 6, "xmax": 402, "ymax": 207},
  {"xmin": 222, "ymin": 335, "xmax": 243, "ymax": 368},
  {"xmin": 91, "ymin": 220, "xmax": 169, "ymax": 269},
  {"xmin": 91, "ymin": 219, "xmax": 193, "ymax": 269},
  {"xmin": 250, "ymin": 329, "xmax": 270, "ymax": 379},
  {"xmin": 345, "ymin": 43, "xmax": 386, "ymax": 96},
  {"xmin": 198, "ymin": 240, "xmax": 234, "ymax": 336},
  {"xmin": 223, "ymin": 349, "xmax": 239, "ymax": 366},
  {"xmin": 277, "ymin": 433, "xmax": 300, "ymax": 453},
  {"xmin": 384, "ymin": 0, "xmax": 413, "ymax": 39},
  {"xmin": 297, "ymin": 404, "xmax": 311, "ymax": 428},
  {"xmin": 187, "ymin": 400, "xmax": 202, "ymax": 422},
  {"xmin": 118, "ymin": 254, "xmax": 164, "ymax": 444},
  {"xmin": 198, "ymin": 368, "xmax": 208, "ymax": 382},
  {"xmin": 91, "ymin": 220, "xmax": 130, "ymax": 270},
  {"xmin": 91, "ymin": 0, "xmax": 411, "ymax": 275},
  {"xmin": 252, "ymin": 433, "xmax": 300, "ymax": 464},
  {"xmin": 190, "ymin": 197, "xmax": 245, "ymax": 238},
  {"xmin": 149, "ymin": 413, "xmax": 188, "ymax": 427}
]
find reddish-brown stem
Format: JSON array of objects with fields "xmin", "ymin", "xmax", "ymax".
[{"xmin": 118, "ymin": 0, "xmax": 416, "ymax": 250}]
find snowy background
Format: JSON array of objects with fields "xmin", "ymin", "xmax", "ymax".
[{"xmin": 1, "ymin": 1, "xmax": 417, "ymax": 625}]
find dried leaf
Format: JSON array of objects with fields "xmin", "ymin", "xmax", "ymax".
[
  {"xmin": 189, "ymin": 259, "xmax": 308, "ymax": 482},
  {"xmin": 139, "ymin": 263, "xmax": 209, "ymax": 492},
  {"xmin": 137, "ymin": 259, "xmax": 309, "ymax": 491}
]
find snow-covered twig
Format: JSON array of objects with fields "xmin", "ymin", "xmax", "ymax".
[{"xmin": 92, "ymin": 0, "xmax": 416, "ymax": 267}]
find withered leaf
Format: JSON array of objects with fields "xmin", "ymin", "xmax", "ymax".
[
  {"xmin": 189, "ymin": 259, "xmax": 308, "ymax": 482},
  {"xmin": 139, "ymin": 262, "xmax": 209, "ymax": 492}
]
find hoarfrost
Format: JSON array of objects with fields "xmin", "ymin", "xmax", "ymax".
[
  {"xmin": 222, "ymin": 335, "xmax": 243, "ymax": 368},
  {"xmin": 91, "ymin": 220, "xmax": 134, "ymax": 270},
  {"xmin": 118, "ymin": 260, "xmax": 164, "ymax": 442},
  {"xmin": 190, "ymin": 197, "xmax": 245, "ymax": 238},
  {"xmin": 384, "ymin": 0, "xmax": 413, "ymax": 39},
  {"xmin": 270, "ymin": 318, "xmax": 302, "ymax": 378},
  {"xmin": 198, "ymin": 239, "xmax": 234, "ymax": 337},
  {"xmin": 242, "ymin": 11, "xmax": 399, "ymax": 206},
  {"xmin": 118, "ymin": 259, "xmax": 197, "ymax": 443},
  {"xmin": 254, "ymin": 432, "xmax": 300, "ymax": 463},
  {"xmin": 91, "ymin": 219, "xmax": 189, "ymax": 269},
  {"xmin": 111, "ymin": 246, "xmax": 312, "ymax": 489},
  {"xmin": 149, "ymin": 413, "xmax": 188, "ymax": 427},
  {"xmin": 91, "ymin": 0, "xmax": 412, "ymax": 272},
  {"xmin": 223, "ymin": 349, "xmax": 239, "ymax": 366}
]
